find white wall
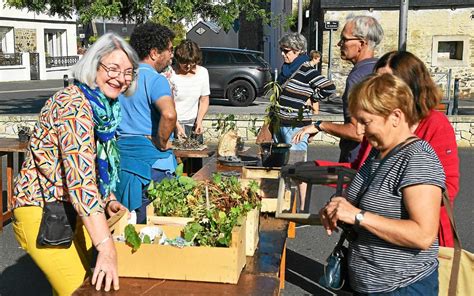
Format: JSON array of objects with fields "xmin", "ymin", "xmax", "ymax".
[
  {"xmin": 0, "ymin": 0, "xmax": 77, "ymax": 81},
  {"xmin": 0, "ymin": 52, "xmax": 29, "ymax": 81}
]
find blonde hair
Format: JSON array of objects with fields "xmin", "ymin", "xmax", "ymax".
[{"xmin": 348, "ymin": 73, "xmax": 418, "ymax": 126}]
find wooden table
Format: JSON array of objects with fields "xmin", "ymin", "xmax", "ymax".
[
  {"xmin": 173, "ymin": 148, "xmax": 214, "ymax": 176},
  {"xmin": 0, "ymin": 138, "xmax": 28, "ymax": 232},
  {"xmin": 74, "ymin": 217, "xmax": 288, "ymax": 295},
  {"xmin": 74, "ymin": 151, "xmax": 305, "ymax": 295}
]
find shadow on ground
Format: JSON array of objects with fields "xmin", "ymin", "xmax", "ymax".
[
  {"xmin": 285, "ymin": 249, "xmax": 353, "ymax": 296},
  {"xmin": 0, "ymin": 254, "xmax": 51, "ymax": 296},
  {"xmin": 0, "ymin": 95, "xmax": 50, "ymax": 115}
]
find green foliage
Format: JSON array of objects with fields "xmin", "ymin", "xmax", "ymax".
[
  {"xmin": 124, "ymin": 224, "xmax": 141, "ymax": 252},
  {"xmin": 5, "ymin": 0, "xmax": 271, "ymax": 32},
  {"xmin": 149, "ymin": 170, "xmax": 261, "ymax": 248},
  {"xmin": 260, "ymin": 80, "xmax": 283, "ymax": 134},
  {"xmin": 212, "ymin": 114, "xmax": 237, "ymax": 136},
  {"xmin": 142, "ymin": 234, "xmax": 152, "ymax": 244},
  {"xmin": 147, "ymin": 164, "xmax": 197, "ymax": 217}
]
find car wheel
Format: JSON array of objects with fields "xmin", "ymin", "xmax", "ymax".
[{"xmin": 226, "ymin": 80, "xmax": 256, "ymax": 107}]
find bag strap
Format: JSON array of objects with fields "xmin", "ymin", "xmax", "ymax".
[
  {"xmin": 442, "ymin": 190, "xmax": 462, "ymax": 296},
  {"xmin": 281, "ymin": 62, "xmax": 306, "ymax": 89},
  {"xmin": 339, "ymin": 136, "xmax": 420, "ymax": 242},
  {"xmin": 31, "ymin": 155, "xmax": 48, "ymax": 206},
  {"xmin": 357, "ymin": 136, "xmax": 419, "ymax": 198}
]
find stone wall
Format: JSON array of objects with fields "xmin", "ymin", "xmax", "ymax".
[
  {"xmin": 2, "ymin": 114, "xmax": 472, "ymax": 147},
  {"xmin": 321, "ymin": 8, "xmax": 474, "ymax": 99},
  {"xmin": 14, "ymin": 28, "xmax": 37, "ymax": 52}
]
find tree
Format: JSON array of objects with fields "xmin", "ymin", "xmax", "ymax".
[{"xmin": 5, "ymin": 0, "xmax": 270, "ymax": 32}]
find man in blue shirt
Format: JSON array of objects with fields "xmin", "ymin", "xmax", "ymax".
[{"xmin": 115, "ymin": 23, "xmax": 177, "ymax": 223}]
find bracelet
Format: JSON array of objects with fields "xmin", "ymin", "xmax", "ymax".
[
  {"xmin": 314, "ymin": 120, "xmax": 323, "ymax": 132},
  {"xmin": 105, "ymin": 200, "xmax": 117, "ymax": 210},
  {"xmin": 95, "ymin": 235, "xmax": 112, "ymax": 249}
]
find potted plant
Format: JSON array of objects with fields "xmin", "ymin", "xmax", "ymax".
[{"xmin": 255, "ymin": 81, "xmax": 292, "ymax": 167}]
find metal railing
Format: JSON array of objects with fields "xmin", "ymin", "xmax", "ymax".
[
  {"xmin": 45, "ymin": 55, "xmax": 79, "ymax": 68},
  {"xmin": 0, "ymin": 53, "xmax": 23, "ymax": 66}
]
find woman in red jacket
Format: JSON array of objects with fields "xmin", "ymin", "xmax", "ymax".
[{"xmin": 293, "ymin": 51, "xmax": 459, "ymax": 247}]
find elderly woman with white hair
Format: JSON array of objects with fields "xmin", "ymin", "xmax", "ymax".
[{"xmin": 12, "ymin": 32, "xmax": 139, "ymax": 294}]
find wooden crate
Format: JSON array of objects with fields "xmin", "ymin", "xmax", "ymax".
[
  {"xmin": 112, "ymin": 219, "xmax": 246, "ymax": 284},
  {"xmin": 239, "ymin": 177, "xmax": 291, "ymax": 213},
  {"xmin": 146, "ymin": 204, "xmax": 260, "ymax": 256},
  {"xmin": 241, "ymin": 166, "xmax": 280, "ymax": 179},
  {"xmin": 146, "ymin": 204, "xmax": 193, "ymax": 226}
]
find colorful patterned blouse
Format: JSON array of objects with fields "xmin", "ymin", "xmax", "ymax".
[{"xmin": 13, "ymin": 85, "xmax": 106, "ymax": 216}]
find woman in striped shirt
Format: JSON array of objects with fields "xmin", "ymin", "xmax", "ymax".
[{"xmin": 320, "ymin": 73, "xmax": 444, "ymax": 295}]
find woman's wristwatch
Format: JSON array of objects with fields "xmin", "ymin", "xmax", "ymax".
[{"xmin": 313, "ymin": 120, "xmax": 323, "ymax": 132}]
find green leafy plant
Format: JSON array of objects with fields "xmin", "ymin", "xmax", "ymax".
[
  {"xmin": 147, "ymin": 170, "xmax": 261, "ymax": 248},
  {"xmin": 212, "ymin": 113, "xmax": 237, "ymax": 136},
  {"xmin": 147, "ymin": 163, "xmax": 197, "ymax": 217},
  {"xmin": 124, "ymin": 224, "xmax": 141, "ymax": 253}
]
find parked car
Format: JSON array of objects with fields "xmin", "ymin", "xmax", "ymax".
[{"xmin": 200, "ymin": 47, "xmax": 272, "ymax": 107}]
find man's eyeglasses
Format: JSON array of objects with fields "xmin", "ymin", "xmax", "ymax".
[
  {"xmin": 339, "ymin": 36, "xmax": 363, "ymax": 44},
  {"xmin": 100, "ymin": 63, "xmax": 136, "ymax": 81},
  {"xmin": 280, "ymin": 47, "xmax": 293, "ymax": 54}
]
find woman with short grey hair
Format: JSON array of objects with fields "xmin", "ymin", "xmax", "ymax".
[
  {"xmin": 273, "ymin": 32, "xmax": 336, "ymax": 211},
  {"xmin": 12, "ymin": 32, "xmax": 138, "ymax": 294},
  {"xmin": 278, "ymin": 32, "xmax": 308, "ymax": 54}
]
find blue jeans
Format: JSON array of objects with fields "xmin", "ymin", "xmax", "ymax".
[
  {"xmin": 273, "ymin": 125, "xmax": 309, "ymax": 152},
  {"xmin": 353, "ymin": 269, "xmax": 438, "ymax": 296}
]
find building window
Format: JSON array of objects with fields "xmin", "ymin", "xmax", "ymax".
[
  {"xmin": 44, "ymin": 29, "xmax": 67, "ymax": 57},
  {"xmin": 432, "ymin": 36, "xmax": 469, "ymax": 67},
  {"xmin": 0, "ymin": 27, "xmax": 14, "ymax": 53},
  {"xmin": 438, "ymin": 41, "xmax": 463, "ymax": 61}
]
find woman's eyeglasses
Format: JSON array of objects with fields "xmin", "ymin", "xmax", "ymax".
[
  {"xmin": 280, "ymin": 47, "xmax": 293, "ymax": 54},
  {"xmin": 100, "ymin": 63, "xmax": 136, "ymax": 81}
]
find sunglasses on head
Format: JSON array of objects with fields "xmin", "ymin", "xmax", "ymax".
[{"xmin": 280, "ymin": 47, "xmax": 293, "ymax": 54}]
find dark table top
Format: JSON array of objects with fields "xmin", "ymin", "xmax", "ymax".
[{"xmin": 0, "ymin": 138, "xmax": 28, "ymax": 153}]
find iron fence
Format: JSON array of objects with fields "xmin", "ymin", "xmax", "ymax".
[
  {"xmin": 0, "ymin": 53, "xmax": 23, "ymax": 66},
  {"xmin": 45, "ymin": 55, "xmax": 79, "ymax": 68}
]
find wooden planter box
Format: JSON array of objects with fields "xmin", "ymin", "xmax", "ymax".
[
  {"xmin": 240, "ymin": 166, "xmax": 291, "ymax": 213},
  {"xmin": 146, "ymin": 204, "xmax": 260, "ymax": 256},
  {"xmin": 112, "ymin": 219, "xmax": 246, "ymax": 284}
]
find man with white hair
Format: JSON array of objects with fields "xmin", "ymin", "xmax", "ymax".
[{"xmin": 293, "ymin": 15, "xmax": 384, "ymax": 163}]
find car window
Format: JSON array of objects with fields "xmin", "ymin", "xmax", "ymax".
[
  {"xmin": 204, "ymin": 51, "xmax": 231, "ymax": 65},
  {"xmin": 232, "ymin": 53, "xmax": 252, "ymax": 63}
]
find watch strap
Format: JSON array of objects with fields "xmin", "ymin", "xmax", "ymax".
[{"xmin": 313, "ymin": 120, "xmax": 323, "ymax": 132}]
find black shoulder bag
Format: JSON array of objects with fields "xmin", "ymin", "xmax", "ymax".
[
  {"xmin": 34, "ymin": 155, "xmax": 77, "ymax": 248},
  {"xmin": 320, "ymin": 136, "xmax": 420, "ymax": 290}
]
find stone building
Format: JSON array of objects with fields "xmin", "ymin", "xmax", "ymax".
[
  {"xmin": 0, "ymin": 0, "xmax": 78, "ymax": 81},
  {"xmin": 310, "ymin": 0, "xmax": 474, "ymax": 99}
]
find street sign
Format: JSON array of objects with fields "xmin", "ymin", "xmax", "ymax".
[{"xmin": 324, "ymin": 21, "xmax": 339, "ymax": 30}]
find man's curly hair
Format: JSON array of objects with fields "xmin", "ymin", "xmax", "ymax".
[{"xmin": 130, "ymin": 23, "xmax": 175, "ymax": 60}]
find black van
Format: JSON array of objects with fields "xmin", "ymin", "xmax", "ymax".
[{"xmin": 201, "ymin": 47, "xmax": 272, "ymax": 106}]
